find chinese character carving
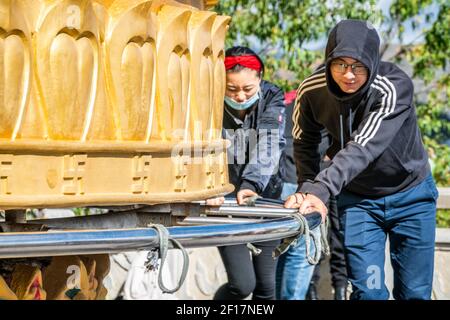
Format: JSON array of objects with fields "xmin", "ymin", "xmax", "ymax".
[
  {"xmin": 62, "ymin": 154, "xmax": 87, "ymax": 195},
  {"xmin": 0, "ymin": 155, "xmax": 13, "ymax": 195},
  {"xmin": 174, "ymin": 155, "xmax": 189, "ymax": 192},
  {"xmin": 131, "ymin": 155, "xmax": 152, "ymax": 194},
  {"xmin": 204, "ymin": 152, "xmax": 215, "ymax": 189}
]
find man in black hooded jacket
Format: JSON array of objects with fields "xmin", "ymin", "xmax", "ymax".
[{"xmin": 285, "ymin": 20, "xmax": 438, "ymax": 300}]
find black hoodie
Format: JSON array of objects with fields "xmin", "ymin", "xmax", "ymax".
[{"xmin": 292, "ymin": 20, "xmax": 430, "ymax": 204}]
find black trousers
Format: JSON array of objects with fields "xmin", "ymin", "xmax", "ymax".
[
  {"xmin": 311, "ymin": 196, "xmax": 348, "ymax": 288},
  {"xmin": 214, "ymin": 240, "xmax": 280, "ymax": 300}
]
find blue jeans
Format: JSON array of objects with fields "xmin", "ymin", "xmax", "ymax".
[
  {"xmin": 280, "ymin": 182, "xmax": 297, "ymax": 203},
  {"xmin": 276, "ymin": 182, "xmax": 321, "ymax": 300},
  {"xmin": 338, "ymin": 174, "xmax": 438, "ymax": 300}
]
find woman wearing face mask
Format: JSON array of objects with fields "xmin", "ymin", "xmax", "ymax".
[{"xmin": 210, "ymin": 46, "xmax": 286, "ymax": 300}]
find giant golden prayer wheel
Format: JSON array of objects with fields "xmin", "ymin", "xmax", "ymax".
[{"xmin": 0, "ymin": 0, "xmax": 233, "ymax": 209}]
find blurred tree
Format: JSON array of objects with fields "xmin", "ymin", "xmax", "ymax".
[
  {"xmin": 215, "ymin": 0, "xmax": 449, "ymax": 187},
  {"xmin": 215, "ymin": 0, "xmax": 384, "ymax": 89},
  {"xmin": 389, "ymin": 0, "xmax": 450, "ymax": 186}
]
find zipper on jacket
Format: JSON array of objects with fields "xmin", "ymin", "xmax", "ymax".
[
  {"xmin": 349, "ymin": 108, "xmax": 353, "ymax": 137},
  {"xmin": 339, "ymin": 104, "xmax": 354, "ymax": 150},
  {"xmin": 339, "ymin": 114, "xmax": 344, "ymax": 150}
]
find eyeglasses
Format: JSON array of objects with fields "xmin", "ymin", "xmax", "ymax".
[{"xmin": 331, "ymin": 62, "xmax": 368, "ymax": 75}]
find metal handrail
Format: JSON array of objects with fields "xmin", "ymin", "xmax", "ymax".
[{"xmin": 0, "ymin": 211, "xmax": 321, "ymax": 259}]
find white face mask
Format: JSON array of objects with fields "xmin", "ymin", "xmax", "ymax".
[{"xmin": 224, "ymin": 91, "xmax": 260, "ymax": 110}]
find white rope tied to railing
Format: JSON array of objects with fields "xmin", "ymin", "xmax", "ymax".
[
  {"xmin": 145, "ymin": 224, "xmax": 190, "ymax": 294},
  {"xmin": 273, "ymin": 212, "xmax": 329, "ymax": 265}
]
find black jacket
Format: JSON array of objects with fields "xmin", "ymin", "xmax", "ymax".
[
  {"xmin": 223, "ymin": 80, "xmax": 286, "ymax": 197},
  {"xmin": 280, "ymin": 101, "xmax": 297, "ymax": 184},
  {"xmin": 282, "ymin": 101, "xmax": 331, "ymax": 184},
  {"xmin": 292, "ymin": 20, "xmax": 429, "ymax": 204}
]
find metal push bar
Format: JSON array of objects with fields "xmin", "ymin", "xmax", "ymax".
[{"xmin": 0, "ymin": 202, "xmax": 321, "ymax": 259}]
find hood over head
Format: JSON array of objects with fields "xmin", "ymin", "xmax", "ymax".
[{"xmin": 325, "ymin": 20, "xmax": 380, "ymax": 103}]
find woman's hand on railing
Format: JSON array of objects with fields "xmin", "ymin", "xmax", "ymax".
[
  {"xmin": 236, "ymin": 189, "xmax": 258, "ymax": 205},
  {"xmin": 205, "ymin": 196, "xmax": 225, "ymax": 206}
]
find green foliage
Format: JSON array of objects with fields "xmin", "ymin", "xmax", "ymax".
[
  {"xmin": 215, "ymin": 0, "xmax": 383, "ymax": 91},
  {"xmin": 72, "ymin": 207, "xmax": 91, "ymax": 216},
  {"xmin": 215, "ymin": 0, "xmax": 449, "ymax": 188},
  {"xmin": 26, "ymin": 209, "xmax": 39, "ymax": 220},
  {"xmin": 72, "ymin": 207, "xmax": 106, "ymax": 217},
  {"xmin": 390, "ymin": 0, "xmax": 433, "ymax": 18},
  {"xmin": 396, "ymin": 1, "xmax": 450, "ymax": 187},
  {"xmin": 437, "ymin": 209, "xmax": 450, "ymax": 228}
]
